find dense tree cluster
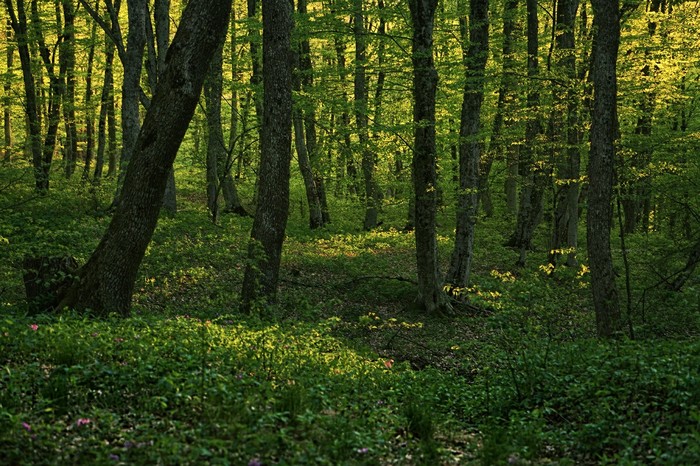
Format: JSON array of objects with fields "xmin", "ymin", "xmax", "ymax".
[{"xmin": 1, "ymin": 0, "xmax": 699, "ymax": 337}]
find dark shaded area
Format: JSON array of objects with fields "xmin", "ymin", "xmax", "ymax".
[{"xmin": 22, "ymin": 256, "xmax": 79, "ymax": 313}]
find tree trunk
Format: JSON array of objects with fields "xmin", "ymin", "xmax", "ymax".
[
  {"xmin": 82, "ymin": 4, "xmax": 98, "ymax": 181},
  {"xmin": 114, "ymin": 0, "xmax": 147, "ymax": 203},
  {"xmin": 94, "ymin": 16, "xmax": 118, "ymax": 182},
  {"xmin": 298, "ymin": 0, "xmax": 329, "ymax": 225},
  {"xmin": 409, "ymin": 0, "xmax": 443, "ymax": 314},
  {"xmin": 3, "ymin": 19, "xmax": 13, "ymax": 162},
  {"xmin": 549, "ymin": 0, "xmax": 581, "ymax": 268},
  {"xmin": 241, "ymin": 0, "xmax": 293, "ymax": 311},
  {"xmin": 354, "ymin": 0, "xmax": 379, "ymax": 230},
  {"xmin": 5, "ymin": 0, "xmax": 45, "ymax": 192},
  {"xmin": 670, "ymin": 238, "xmax": 700, "ymax": 292},
  {"xmin": 247, "ymin": 0, "xmax": 263, "ymax": 150},
  {"xmin": 509, "ymin": 0, "xmax": 544, "ymax": 267},
  {"xmin": 588, "ymin": 0, "xmax": 622, "ymax": 338},
  {"xmin": 446, "ymin": 0, "xmax": 489, "ymax": 292},
  {"xmin": 56, "ymin": 0, "xmax": 232, "ymax": 316},
  {"xmin": 61, "ymin": 0, "xmax": 78, "ymax": 179},
  {"xmin": 205, "ymin": 40, "xmax": 249, "ymax": 221}
]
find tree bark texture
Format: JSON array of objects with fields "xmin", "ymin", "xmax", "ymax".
[
  {"xmin": 588, "ymin": 0, "xmax": 622, "ymax": 338},
  {"xmin": 409, "ymin": 0, "xmax": 443, "ymax": 314},
  {"xmin": 56, "ymin": 0, "xmax": 233, "ymax": 316},
  {"xmin": 3, "ymin": 19, "xmax": 13, "ymax": 162},
  {"xmin": 241, "ymin": 0, "xmax": 293, "ymax": 311},
  {"xmin": 354, "ymin": 0, "xmax": 379, "ymax": 230},
  {"xmin": 549, "ymin": 0, "xmax": 581, "ymax": 268},
  {"xmin": 446, "ymin": 0, "xmax": 489, "ymax": 291},
  {"xmin": 4, "ymin": 0, "xmax": 44, "ymax": 191}
]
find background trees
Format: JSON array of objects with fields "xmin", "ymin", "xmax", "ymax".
[{"xmin": 0, "ymin": 0, "xmax": 697, "ymax": 336}]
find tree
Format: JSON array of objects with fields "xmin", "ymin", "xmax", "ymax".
[
  {"xmin": 409, "ymin": 0, "xmax": 443, "ymax": 314},
  {"xmin": 588, "ymin": 0, "xmax": 622, "ymax": 338},
  {"xmin": 240, "ymin": 0, "xmax": 293, "ymax": 311},
  {"xmin": 445, "ymin": 0, "xmax": 489, "ymax": 292},
  {"xmin": 56, "ymin": 0, "xmax": 233, "ymax": 315}
]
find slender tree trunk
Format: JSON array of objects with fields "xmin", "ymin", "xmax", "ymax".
[
  {"xmin": 354, "ymin": 0, "xmax": 379, "ymax": 230},
  {"xmin": 670, "ymin": 238, "xmax": 700, "ymax": 292},
  {"xmin": 483, "ymin": 0, "xmax": 518, "ymax": 217},
  {"xmin": 205, "ymin": 41, "xmax": 249, "ymax": 221},
  {"xmin": 3, "ymin": 19, "xmax": 13, "ymax": 162},
  {"xmin": 5, "ymin": 0, "xmax": 45, "ymax": 192},
  {"xmin": 409, "ymin": 0, "xmax": 444, "ymax": 314},
  {"xmin": 82, "ymin": 2, "xmax": 98, "ymax": 180},
  {"xmin": 114, "ymin": 0, "xmax": 147, "ymax": 203},
  {"xmin": 298, "ymin": 0, "xmax": 329, "ymax": 225},
  {"xmin": 446, "ymin": 0, "xmax": 489, "ymax": 291},
  {"xmin": 247, "ymin": 0, "xmax": 263, "ymax": 149},
  {"xmin": 93, "ymin": 4, "xmax": 119, "ymax": 182},
  {"xmin": 57, "ymin": 0, "xmax": 232, "ymax": 315},
  {"xmin": 241, "ymin": 0, "xmax": 293, "ymax": 311},
  {"xmin": 509, "ymin": 0, "xmax": 544, "ymax": 267},
  {"xmin": 61, "ymin": 0, "xmax": 78, "ymax": 178},
  {"xmin": 588, "ymin": 0, "xmax": 621, "ymax": 338},
  {"xmin": 549, "ymin": 0, "xmax": 581, "ymax": 268}
]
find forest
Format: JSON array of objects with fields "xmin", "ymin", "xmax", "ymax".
[{"xmin": 0, "ymin": 0, "xmax": 699, "ymax": 463}]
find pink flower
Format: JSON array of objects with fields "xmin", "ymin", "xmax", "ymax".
[
  {"xmin": 29, "ymin": 324, "xmax": 38, "ymax": 331},
  {"xmin": 76, "ymin": 418, "xmax": 91, "ymax": 427},
  {"xmin": 21, "ymin": 422, "xmax": 31, "ymax": 431},
  {"xmin": 384, "ymin": 359, "xmax": 394, "ymax": 369}
]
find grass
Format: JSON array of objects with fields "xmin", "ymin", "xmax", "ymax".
[{"xmin": 1, "ymin": 161, "xmax": 699, "ymax": 464}]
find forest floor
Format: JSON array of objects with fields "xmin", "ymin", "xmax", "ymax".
[{"xmin": 1, "ymin": 164, "xmax": 699, "ymax": 464}]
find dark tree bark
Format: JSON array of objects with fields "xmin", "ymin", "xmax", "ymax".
[
  {"xmin": 549, "ymin": 0, "xmax": 581, "ymax": 268},
  {"xmin": 354, "ymin": 0, "xmax": 379, "ymax": 230},
  {"xmin": 94, "ymin": 4, "xmax": 119, "ymax": 181},
  {"xmin": 445, "ymin": 0, "xmax": 489, "ymax": 292},
  {"xmin": 56, "ymin": 0, "xmax": 233, "ymax": 316},
  {"xmin": 670, "ymin": 237, "xmax": 700, "ymax": 292},
  {"xmin": 241, "ymin": 0, "xmax": 293, "ymax": 311},
  {"xmin": 82, "ymin": 2, "xmax": 98, "ymax": 181},
  {"xmin": 60, "ymin": 0, "xmax": 79, "ymax": 179},
  {"xmin": 114, "ymin": 0, "xmax": 147, "ymax": 203},
  {"xmin": 205, "ymin": 39, "xmax": 248, "ymax": 221},
  {"xmin": 247, "ymin": 0, "xmax": 263, "ymax": 148},
  {"xmin": 5, "ymin": 0, "xmax": 46, "ymax": 192},
  {"xmin": 292, "ymin": 7, "xmax": 323, "ymax": 229},
  {"xmin": 298, "ymin": 0, "xmax": 329, "ymax": 226},
  {"xmin": 509, "ymin": 0, "xmax": 545, "ymax": 267},
  {"xmin": 480, "ymin": 0, "xmax": 518, "ymax": 218},
  {"xmin": 588, "ymin": 0, "xmax": 622, "ymax": 338},
  {"xmin": 3, "ymin": 19, "xmax": 13, "ymax": 162},
  {"xmin": 31, "ymin": 0, "xmax": 66, "ymax": 191},
  {"xmin": 409, "ymin": 0, "xmax": 444, "ymax": 314}
]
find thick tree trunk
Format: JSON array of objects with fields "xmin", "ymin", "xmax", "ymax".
[
  {"xmin": 56, "ymin": 0, "xmax": 232, "ymax": 316},
  {"xmin": 241, "ymin": 0, "xmax": 293, "ymax": 311},
  {"xmin": 588, "ymin": 0, "xmax": 622, "ymax": 338},
  {"xmin": 446, "ymin": 0, "xmax": 489, "ymax": 292},
  {"xmin": 409, "ymin": 0, "xmax": 444, "ymax": 314}
]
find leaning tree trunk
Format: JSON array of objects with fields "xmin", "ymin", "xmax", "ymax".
[
  {"xmin": 240, "ymin": 0, "xmax": 294, "ymax": 311},
  {"xmin": 588, "ymin": 0, "xmax": 622, "ymax": 338},
  {"xmin": 409, "ymin": 0, "xmax": 444, "ymax": 314},
  {"xmin": 56, "ymin": 0, "xmax": 233, "ymax": 316},
  {"xmin": 445, "ymin": 0, "xmax": 489, "ymax": 292}
]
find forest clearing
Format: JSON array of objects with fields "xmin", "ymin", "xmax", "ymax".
[{"xmin": 1, "ymin": 0, "xmax": 699, "ymax": 464}]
